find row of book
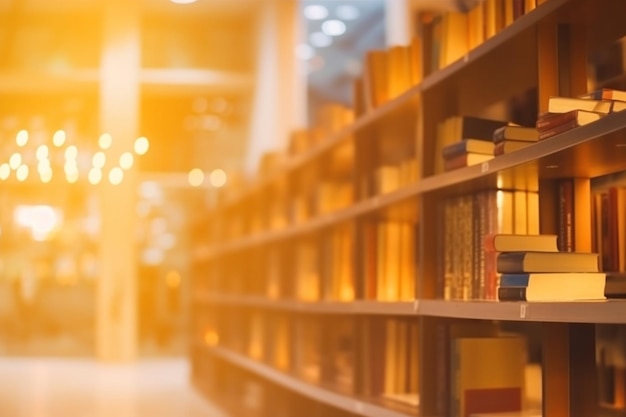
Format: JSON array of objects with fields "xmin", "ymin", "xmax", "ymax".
[
  {"xmin": 537, "ymin": 89, "xmax": 626, "ymax": 140},
  {"xmin": 421, "ymin": 0, "xmax": 547, "ymax": 75},
  {"xmin": 442, "ymin": 188, "xmax": 539, "ymax": 300},
  {"xmin": 358, "ymin": 38, "xmax": 423, "ymax": 114}
]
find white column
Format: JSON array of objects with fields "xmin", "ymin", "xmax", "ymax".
[
  {"xmin": 385, "ymin": 0, "xmax": 412, "ymax": 46},
  {"xmin": 245, "ymin": 0, "xmax": 306, "ymax": 175},
  {"xmin": 97, "ymin": 0, "xmax": 140, "ymax": 361}
]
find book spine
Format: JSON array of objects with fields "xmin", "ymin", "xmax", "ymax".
[
  {"xmin": 536, "ymin": 110, "xmax": 577, "ymax": 130},
  {"xmin": 559, "ymin": 179, "xmax": 575, "ymax": 252},
  {"xmin": 538, "ymin": 118, "xmax": 580, "ymax": 140},
  {"xmin": 496, "ymin": 252, "xmax": 526, "ymax": 274},
  {"xmin": 497, "ymin": 286, "xmax": 527, "ymax": 301}
]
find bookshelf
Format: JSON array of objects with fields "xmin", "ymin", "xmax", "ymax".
[{"xmin": 191, "ymin": 1, "xmax": 626, "ymax": 417}]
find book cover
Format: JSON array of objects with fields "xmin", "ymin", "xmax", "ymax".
[
  {"xmin": 494, "ymin": 140, "xmax": 534, "ymax": 155},
  {"xmin": 493, "ymin": 125, "xmax": 539, "ymax": 143},
  {"xmin": 452, "ymin": 336, "xmax": 526, "ymax": 417},
  {"xmin": 498, "ymin": 271, "xmax": 606, "ymax": 301},
  {"xmin": 496, "ymin": 251, "xmax": 599, "ymax": 273},
  {"xmin": 484, "ymin": 234, "xmax": 559, "ymax": 252},
  {"xmin": 582, "ymin": 88, "xmax": 626, "ymax": 102},
  {"xmin": 547, "ymin": 96, "xmax": 614, "ymax": 114},
  {"xmin": 536, "ymin": 109, "xmax": 603, "ymax": 131},
  {"xmin": 443, "ymin": 139, "xmax": 496, "ymax": 158}
]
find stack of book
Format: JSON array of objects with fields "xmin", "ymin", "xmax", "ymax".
[
  {"xmin": 536, "ymin": 88, "xmax": 626, "ymax": 140},
  {"xmin": 439, "ymin": 116, "xmax": 508, "ymax": 172},
  {"xmin": 485, "ymin": 234, "xmax": 607, "ymax": 301},
  {"xmin": 492, "ymin": 125, "xmax": 539, "ymax": 155}
]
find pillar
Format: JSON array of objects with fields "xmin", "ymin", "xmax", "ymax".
[{"xmin": 96, "ymin": 0, "xmax": 141, "ymax": 361}]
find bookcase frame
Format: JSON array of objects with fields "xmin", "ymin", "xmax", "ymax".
[{"xmin": 191, "ymin": 0, "xmax": 626, "ymax": 416}]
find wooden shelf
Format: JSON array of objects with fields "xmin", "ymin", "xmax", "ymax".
[
  {"xmin": 196, "ymin": 293, "xmax": 626, "ymax": 323},
  {"xmin": 198, "ymin": 111, "xmax": 626, "ymax": 260},
  {"xmin": 418, "ymin": 299, "xmax": 626, "ymax": 323},
  {"xmin": 195, "ymin": 293, "xmax": 417, "ymax": 315},
  {"xmin": 204, "ymin": 345, "xmax": 418, "ymax": 417}
]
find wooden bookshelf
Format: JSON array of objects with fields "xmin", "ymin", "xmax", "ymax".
[{"xmin": 191, "ymin": 0, "xmax": 626, "ymax": 416}]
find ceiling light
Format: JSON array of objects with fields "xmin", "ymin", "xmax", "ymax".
[
  {"xmin": 99, "ymin": 133, "xmax": 112, "ymax": 150},
  {"xmin": 322, "ymin": 19, "xmax": 347, "ymax": 36},
  {"xmin": 109, "ymin": 167, "xmax": 124, "ymax": 185},
  {"xmin": 134, "ymin": 137, "xmax": 149, "ymax": 155},
  {"xmin": 336, "ymin": 5, "xmax": 359, "ymax": 20},
  {"xmin": 309, "ymin": 32, "xmax": 332, "ymax": 48},
  {"xmin": 303, "ymin": 5, "xmax": 328, "ymax": 20}
]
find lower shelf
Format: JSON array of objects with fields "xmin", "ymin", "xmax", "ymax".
[{"xmin": 200, "ymin": 345, "xmax": 419, "ymax": 417}]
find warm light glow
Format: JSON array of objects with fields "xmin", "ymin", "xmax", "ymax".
[
  {"xmin": 166, "ymin": 270, "xmax": 182, "ymax": 288},
  {"xmin": 303, "ymin": 4, "xmax": 328, "ymax": 20},
  {"xmin": 158, "ymin": 233, "xmax": 176, "ymax": 250},
  {"xmin": 38, "ymin": 159, "xmax": 51, "ymax": 173},
  {"xmin": 204, "ymin": 331, "xmax": 219, "ymax": 346},
  {"xmin": 16, "ymin": 165, "xmax": 28, "ymax": 182},
  {"xmin": 119, "ymin": 152, "xmax": 134, "ymax": 170},
  {"xmin": 99, "ymin": 133, "xmax": 112, "ymax": 150},
  {"xmin": 65, "ymin": 145, "xmax": 78, "ymax": 160},
  {"xmin": 16, "ymin": 130, "xmax": 28, "ymax": 147},
  {"xmin": 309, "ymin": 31, "xmax": 332, "ymax": 47},
  {"xmin": 36, "ymin": 144, "xmax": 49, "ymax": 160},
  {"xmin": 322, "ymin": 19, "xmax": 347, "ymax": 36},
  {"xmin": 0, "ymin": 163, "xmax": 10, "ymax": 180},
  {"xmin": 88, "ymin": 168, "xmax": 102, "ymax": 185},
  {"xmin": 170, "ymin": 0, "xmax": 197, "ymax": 3},
  {"xmin": 209, "ymin": 169, "xmax": 227, "ymax": 188},
  {"xmin": 14, "ymin": 205, "xmax": 60, "ymax": 241},
  {"xmin": 52, "ymin": 130, "xmax": 66, "ymax": 147},
  {"xmin": 65, "ymin": 164, "xmax": 79, "ymax": 183},
  {"xmin": 134, "ymin": 137, "xmax": 149, "ymax": 155},
  {"xmin": 109, "ymin": 167, "xmax": 124, "ymax": 185},
  {"xmin": 188, "ymin": 168, "xmax": 205, "ymax": 187},
  {"xmin": 9, "ymin": 153, "xmax": 22, "ymax": 170},
  {"xmin": 40, "ymin": 169, "xmax": 52, "ymax": 183},
  {"xmin": 92, "ymin": 151, "xmax": 106, "ymax": 168}
]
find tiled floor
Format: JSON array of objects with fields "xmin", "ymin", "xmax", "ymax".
[{"xmin": 0, "ymin": 357, "xmax": 229, "ymax": 417}]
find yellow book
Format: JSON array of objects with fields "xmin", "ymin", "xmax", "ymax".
[
  {"xmin": 484, "ymin": 0, "xmax": 497, "ymax": 40},
  {"xmin": 452, "ymin": 336, "xmax": 526, "ymax": 417},
  {"xmin": 409, "ymin": 36, "xmax": 423, "ymax": 86},
  {"xmin": 387, "ymin": 45, "xmax": 413, "ymax": 100},
  {"xmin": 363, "ymin": 50, "xmax": 388, "ymax": 110},
  {"xmin": 513, "ymin": 190, "xmax": 528, "ymax": 234},
  {"xmin": 526, "ymin": 191, "xmax": 540, "ymax": 235},
  {"xmin": 440, "ymin": 11, "xmax": 469, "ymax": 68},
  {"xmin": 504, "ymin": 0, "xmax": 515, "ymax": 27}
]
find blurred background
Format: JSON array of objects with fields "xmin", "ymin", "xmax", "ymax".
[{"xmin": 0, "ymin": 0, "xmax": 392, "ymax": 362}]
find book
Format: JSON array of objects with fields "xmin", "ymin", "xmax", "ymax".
[
  {"xmin": 547, "ymin": 96, "xmax": 614, "ymax": 114},
  {"xmin": 582, "ymin": 88, "xmax": 626, "ymax": 102},
  {"xmin": 536, "ymin": 109, "xmax": 604, "ymax": 131},
  {"xmin": 452, "ymin": 336, "xmax": 526, "ymax": 417},
  {"xmin": 583, "ymin": 271, "xmax": 624, "ymax": 296},
  {"xmin": 443, "ymin": 139, "xmax": 495, "ymax": 158},
  {"xmin": 496, "ymin": 251, "xmax": 599, "ymax": 273},
  {"xmin": 498, "ymin": 273, "xmax": 607, "ymax": 301},
  {"xmin": 484, "ymin": 234, "xmax": 559, "ymax": 252},
  {"xmin": 492, "ymin": 125, "xmax": 539, "ymax": 143},
  {"xmin": 444, "ymin": 152, "xmax": 493, "ymax": 171},
  {"xmin": 494, "ymin": 140, "xmax": 534, "ymax": 155}
]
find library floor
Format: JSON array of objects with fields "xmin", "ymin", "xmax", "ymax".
[{"xmin": 0, "ymin": 357, "xmax": 229, "ymax": 417}]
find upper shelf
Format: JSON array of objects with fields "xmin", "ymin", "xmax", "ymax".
[
  {"xmin": 212, "ymin": 0, "xmax": 575, "ymax": 211},
  {"xmin": 195, "ymin": 292, "xmax": 626, "ymax": 324},
  {"xmin": 199, "ymin": 111, "xmax": 626, "ymax": 259}
]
